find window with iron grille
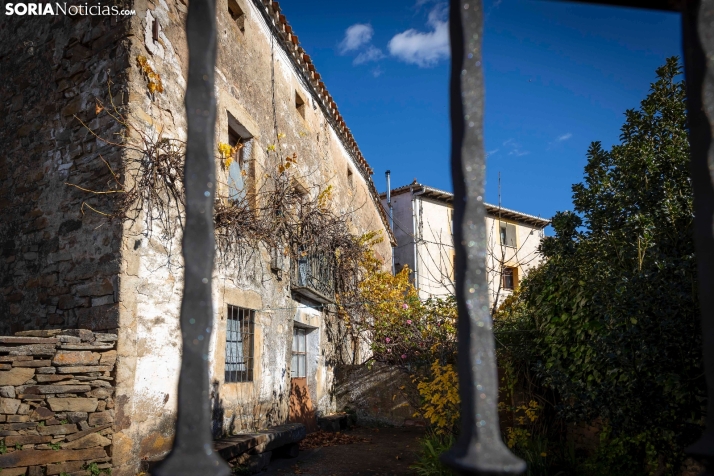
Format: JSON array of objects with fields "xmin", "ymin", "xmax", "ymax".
[
  {"xmin": 225, "ymin": 305, "xmax": 255, "ymax": 383},
  {"xmin": 291, "ymin": 327, "xmax": 307, "ymax": 378}
]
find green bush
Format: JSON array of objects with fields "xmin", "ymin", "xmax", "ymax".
[
  {"xmin": 494, "ymin": 56, "xmax": 705, "ymax": 475},
  {"xmin": 411, "ymin": 431, "xmax": 456, "ymax": 476}
]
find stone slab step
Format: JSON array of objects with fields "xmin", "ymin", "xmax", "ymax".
[{"xmin": 214, "ymin": 423, "xmax": 305, "ymax": 462}]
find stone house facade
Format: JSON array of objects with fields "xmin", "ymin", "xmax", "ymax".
[
  {"xmin": 381, "ymin": 182, "xmax": 549, "ymax": 307},
  {"xmin": 0, "ymin": 1, "xmax": 392, "ymax": 474}
]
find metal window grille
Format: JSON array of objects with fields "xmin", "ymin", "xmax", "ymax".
[
  {"xmin": 291, "ymin": 327, "xmax": 307, "ymax": 378},
  {"xmin": 225, "ymin": 305, "xmax": 254, "ymax": 383}
]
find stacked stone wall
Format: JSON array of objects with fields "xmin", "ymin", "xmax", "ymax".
[
  {"xmin": 0, "ymin": 11, "xmax": 133, "ymax": 335},
  {"xmin": 0, "ymin": 329, "xmax": 116, "ymax": 476}
]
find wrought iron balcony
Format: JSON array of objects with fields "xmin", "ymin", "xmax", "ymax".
[{"xmin": 290, "ymin": 251, "xmax": 335, "ymax": 304}]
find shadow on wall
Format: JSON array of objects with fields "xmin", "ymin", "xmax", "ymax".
[
  {"xmin": 334, "ymin": 364, "xmax": 420, "ymax": 427},
  {"xmin": 289, "ymin": 378, "xmax": 318, "ymax": 432}
]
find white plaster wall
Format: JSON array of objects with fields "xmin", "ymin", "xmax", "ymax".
[{"xmin": 383, "ymin": 193, "xmax": 545, "ymax": 306}]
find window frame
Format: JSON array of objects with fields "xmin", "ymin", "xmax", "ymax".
[
  {"xmin": 224, "ymin": 305, "xmax": 255, "ymax": 383},
  {"xmin": 291, "ymin": 326, "xmax": 307, "ymax": 378},
  {"xmin": 502, "ymin": 266, "xmax": 518, "ymax": 291},
  {"xmin": 499, "ymin": 222, "xmax": 517, "ymax": 248},
  {"xmin": 226, "ymin": 117, "xmax": 253, "ymax": 203}
]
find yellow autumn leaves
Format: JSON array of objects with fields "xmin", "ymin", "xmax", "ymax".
[
  {"xmin": 136, "ymin": 55, "xmax": 164, "ymax": 94},
  {"xmin": 217, "ymin": 142, "xmax": 245, "ymax": 171},
  {"xmin": 415, "ymin": 362, "xmax": 460, "ymax": 435}
]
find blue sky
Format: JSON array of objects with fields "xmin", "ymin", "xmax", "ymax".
[{"xmin": 278, "ymin": 0, "xmax": 682, "ymax": 223}]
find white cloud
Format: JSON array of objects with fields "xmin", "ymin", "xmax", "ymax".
[
  {"xmin": 503, "ymin": 138, "xmax": 529, "ymax": 157},
  {"xmin": 354, "ymin": 45, "xmax": 385, "ymax": 65},
  {"xmin": 388, "ymin": 3, "xmax": 450, "ymax": 68},
  {"xmin": 372, "ymin": 66, "xmax": 384, "ymax": 78},
  {"xmin": 340, "ymin": 24, "xmax": 374, "ymax": 53},
  {"xmin": 557, "ymin": 133, "xmax": 573, "ymax": 142}
]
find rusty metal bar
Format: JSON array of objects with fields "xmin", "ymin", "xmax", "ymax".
[
  {"xmin": 441, "ymin": 0, "xmax": 525, "ymax": 474},
  {"xmin": 152, "ymin": 0, "xmax": 230, "ymax": 474}
]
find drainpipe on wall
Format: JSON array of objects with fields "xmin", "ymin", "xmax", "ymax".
[{"xmin": 386, "ymin": 171, "xmax": 395, "ymax": 275}]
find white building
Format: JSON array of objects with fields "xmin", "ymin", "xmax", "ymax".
[{"xmin": 381, "ymin": 181, "xmax": 550, "ymax": 310}]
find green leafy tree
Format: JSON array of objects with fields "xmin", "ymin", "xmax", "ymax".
[{"xmin": 498, "ymin": 57, "xmax": 705, "ymax": 473}]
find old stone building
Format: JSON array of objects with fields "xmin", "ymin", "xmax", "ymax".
[
  {"xmin": 0, "ymin": 1, "xmax": 393, "ymax": 474},
  {"xmin": 381, "ymin": 182, "xmax": 549, "ymax": 307}
]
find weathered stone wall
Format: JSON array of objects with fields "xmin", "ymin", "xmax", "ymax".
[
  {"xmin": 0, "ymin": 1, "xmax": 393, "ymax": 474},
  {"xmin": 110, "ymin": 1, "xmax": 393, "ymax": 473},
  {"xmin": 0, "ymin": 7, "xmax": 133, "ymax": 334},
  {"xmin": 335, "ymin": 364, "xmax": 421, "ymax": 427},
  {"xmin": 0, "ymin": 329, "xmax": 117, "ymax": 476}
]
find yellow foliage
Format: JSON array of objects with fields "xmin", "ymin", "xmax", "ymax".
[
  {"xmin": 416, "ymin": 361, "xmax": 460, "ymax": 435},
  {"xmin": 136, "ymin": 55, "xmax": 164, "ymax": 94},
  {"xmin": 506, "ymin": 427, "xmax": 531, "ymax": 449},
  {"xmin": 502, "ymin": 400, "xmax": 541, "ymax": 448},
  {"xmin": 317, "ymin": 185, "xmax": 334, "ymax": 210}
]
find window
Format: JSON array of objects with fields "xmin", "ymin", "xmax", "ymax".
[
  {"xmin": 227, "ymin": 0, "xmax": 245, "ymax": 32},
  {"xmin": 225, "ymin": 305, "xmax": 254, "ymax": 383},
  {"xmin": 347, "ymin": 168, "xmax": 353, "ymax": 189},
  {"xmin": 291, "ymin": 327, "xmax": 307, "ymax": 378},
  {"xmin": 502, "ymin": 267, "xmax": 518, "ymax": 291},
  {"xmin": 227, "ymin": 114, "xmax": 253, "ymax": 202},
  {"xmin": 295, "ymin": 90, "xmax": 306, "ymax": 118},
  {"xmin": 499, "ymin": 223, "xmax": 517, "ymax": 248}
]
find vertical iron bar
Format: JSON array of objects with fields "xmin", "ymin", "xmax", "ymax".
[
  {"xmin": 684, "ymin": 1, "xmax": 714, "ymax": 472},
  {"xmin": 441, "ymin": 0, "xmax": 525, "ymax": 474},
  {"xmin": 153, "ymin": 0, "xmax": 230, "ymax": 474}
]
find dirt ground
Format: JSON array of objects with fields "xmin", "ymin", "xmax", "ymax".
[{"xmin": 263, "ymin": 426, "xmax": 427, "ymax": 476}]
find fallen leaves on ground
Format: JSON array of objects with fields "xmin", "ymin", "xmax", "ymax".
[{"xmin": 300, "ymin": 430, "xmax": 371, "ymax": 449}]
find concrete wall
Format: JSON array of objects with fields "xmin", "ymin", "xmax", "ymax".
[
  {"xmin": 384, "ymin": 192, "xmax": 544, "ymax": 306},
  {"xmin": 484, "ymin": 215, "xmax": 544, "ymax": 307}
]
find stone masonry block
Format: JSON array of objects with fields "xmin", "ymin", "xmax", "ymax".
[
  {"xmin": 52, "ymin": 351, "xmax": 100, "ymax": 366},
  {"xmin": 0, "ymin": 368, "xmax": 35, "ymax": 386},
  {"xmin": 0, "ymin": 398, "xmax": 21, "ymax": 414}
]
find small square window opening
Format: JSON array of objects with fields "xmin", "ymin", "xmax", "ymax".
[
  {"xmin": 225, "ymin": 305, "xmax": 255, "ymax": 383},
  {"xmin": 295, "ymin": 91, "xmax": 306, "ymax": 118},
  {"xmin": 228, "ymin": 0, "xmax": 245, "ymax": 32}
]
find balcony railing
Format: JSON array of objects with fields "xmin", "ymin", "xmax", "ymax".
[{"xmin": 290, "ymin": 251, "xmax": 335, "ymax": 304}]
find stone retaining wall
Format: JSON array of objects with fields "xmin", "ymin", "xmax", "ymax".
[{"xmin": 0, "ymin": 329, "xmax": 116, "ymax": 476}]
